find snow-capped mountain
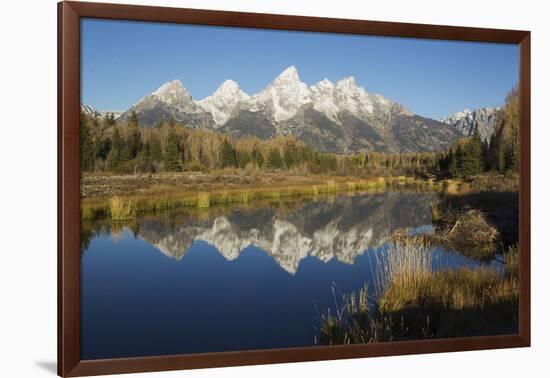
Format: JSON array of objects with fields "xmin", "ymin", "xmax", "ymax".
[
  {"xmin": 81, "ymin": 103, "xmax": 100, "ymax": 118},
  {"xmin": 245, "ymin": 65, "xmax": 313, "ymax": 122},
  {"xmin": 80, "ymin": 103, "xmax": 123, "ymax": 120},
  {"xmin": 117, "ymin": 79, "xmax": 213, "ymax": 128},
  {"xmin": 150, "ymin": 79, "xmax": 198, "ymax": 113},
  {"xmin": 440, "ymin": 107, "xmax": 499, "ymax": 142},
  {"xmin": 310, "ymin": 79, "xmax": 340, "ymax": 121},
  {"xmin": 114, "ymin": 66, "xmax": 465, "ymax": 153},
  {"xmin": 196, "ymin": 80, "xmax": 250, "ymax": 127}
]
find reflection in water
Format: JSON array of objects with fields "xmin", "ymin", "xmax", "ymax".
[
  {"xmin": 136, "ymin": 192, "xmax": 434, "ymax": 274},
  {"xmin": 81, "ymin": 191, "xmax": 490, "ymax": 360}
]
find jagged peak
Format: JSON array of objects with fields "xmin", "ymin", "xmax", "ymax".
[
  {"xmin": 273, "ymin": 65, "xmax": 301, "ymax": 83},
  {"xmin": 335, "ymin": 76, "xmax": 357, "ymax": 89},
  {"xmin": 442, "ymin": 107, "xmax": 501, "ymax": 124},
  {"xmin": 218, "ymin": 79, "xmax": 239, "ymax": 89},
  {"xmin": 152, "ymin": 79, "xmax": 186, "ymax": 96},
  {"xmin": 211, "ymin": 79, "xmax": 249, "ymax": 98},
  {"xmin": 312, "ymin": 78, "xmax": 335, "ymax": 89}
]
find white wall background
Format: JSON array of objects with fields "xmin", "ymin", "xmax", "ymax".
[{"xmin": 1, "ymin": 0, "xmax": 548, "ymax": 376}]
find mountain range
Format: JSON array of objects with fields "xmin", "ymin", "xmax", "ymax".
[
  {"xmin": 81, "ymin": 104, "xmax": 123, "ymax": 120},
  {"xmin": 86, "ymin": 66, "xmax": 500, "ymax": 153},
  {"xmin": 440, "ymin": 107, "xmax": 499, "ymax": 142}
]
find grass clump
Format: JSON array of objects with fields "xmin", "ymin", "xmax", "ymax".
[
  {"xmin": 109, "ymin": 196, "xmax": 135, "ymax": 220},
  {"xmin": 197, "ymin": 192, "xmax": 210, "ymax": 208},
  {"xmin": 504, "ymin": 244, "xmax": 519, "ymax": 279},
  {"xmin": 317, "ymin": 237, "xmax": 519, "ymax": 345}
]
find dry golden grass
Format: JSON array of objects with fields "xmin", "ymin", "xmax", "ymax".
[
  {"xmin": 373, "ymin": 237, "xmax": 434, "ymax": 299},
  {"xmin": 196, "ymin": 192, "xmax": 210, "ymax": 208},
  {"xmin": 379, "ymin": 267, "xmax": 517, "ymax": 314},
  {"xmin": 318, "ymin": 237, "xmax": 519, "ymax": 345},
  {"xmin": 81, "ymin": 176, "xmax": 390, "ymax": 219},
  {"xmin": 109, "ymin": 196, "xmax": 135, "ymax": 220}
]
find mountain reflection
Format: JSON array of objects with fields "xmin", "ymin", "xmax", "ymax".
[{"xmin": 130, "ymin": 192, "xmax": 435, "ymax": 274}]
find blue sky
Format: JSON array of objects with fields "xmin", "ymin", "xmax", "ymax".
[{"xmin": 81, "ymin": 18, "xmax": 518, "ymax": 120}]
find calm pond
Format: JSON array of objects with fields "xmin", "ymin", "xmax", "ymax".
[{"xmin": 80, "ymin": 191, "xmax": 498, "ymax": 359}]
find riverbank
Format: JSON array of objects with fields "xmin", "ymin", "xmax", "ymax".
[
  {"xmin": 81, "ymin": 171, "xmax": 518, "ymax": 224},
  {"xmin": 431, "ymin": 173, "xmax": 518, "ymax": 259},
  {"xmin": 81, "ymin": 172, "xmax": 438, "ymax": 220},
  {"xmin": 318, "ymin": 173, "xmax": 519, "ymax": 343},
  {"xmin": 317, "ymin": 238, "xmax": 519, "ymax": 344}
]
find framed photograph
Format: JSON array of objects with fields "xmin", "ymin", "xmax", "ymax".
[{"xmin": 58, "ymin": 1, "xmax": 530, "ymax": 376}]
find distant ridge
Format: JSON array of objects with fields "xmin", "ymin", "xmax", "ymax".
[
  {"xmin": 440, "ymin": 107, "xmax": 499, "ymax": 142},
  {"xmin": 114, "ymin": 66, "xmax": 467, "ymax": 153}
]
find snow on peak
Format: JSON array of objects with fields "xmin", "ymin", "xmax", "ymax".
[
  {"xmin": 151, "ymin": 79, "xmax": 192, "ymax": 106},
  {"xmin": 441, "ymin": 108, "xmax": 475, "ymax": 124},
  {"xmin": 440, "ymin": 107, "xmax": 500, "ymax": 141},
  {"xmin": 153, "ymin": 79, "xmax": 183, "ymax": 94},
  {"xmin": 196, "ymin": 80, "xmax": 249, "ymax": 126},
  {"xmin": 275, "ymin": 65, "xmax": 300, "ymax": 82},
  {"xmin": 335, "ymin": 76, "xmax": 359, "ymax": 90},
  {"xmin": 315, "ymin": 78, "xmax": 334, "ymax": 89},
  {"xmin": 333, "ymin": 76, "xmax": 376, "ymax": 116},
  {"xmin": 213, "ymin": 79, "xmax": 249, "ymax": 99},
  {"xmin": 309, "ymin": 76, "xmax": 400, "ymax": 121},
  {"xmin": 250, "ymin": 66, "xmax": 312, "ymax": 122},
  {"xmin": 134, "ymin": 68, "xmax": 408, "ymax": 127},
  {"xmin": 310, "ymin": 79, "xmax": 339, "ymax": 121}
]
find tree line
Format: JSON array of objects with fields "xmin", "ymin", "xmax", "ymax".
[
  {"xmin": 80, "ymin": 110, "xmax": 441, "ymax": 176},
  {"xmin": 437, "ymin": 87, "xmax": 519, "ymax": 179},
  {"xmin": 80, "ymin": 88, "xmax": 519, "ymax": 178}
]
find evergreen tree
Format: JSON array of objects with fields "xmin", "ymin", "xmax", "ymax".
[
  {"xmin": 107, "ymin": 128, "xmax": 122, "ymax": 168},
  {"xmin": 95, "ymin": 138, "xmax": 111, "ymax": 161},
  {"xmin": 127, "ymin": 128, "xmax": 142, "ymax": 159},
  {"xmin": 104, "ymin": 112, "xmax": 116, "ymax": 127},
  {"xmin": 130, "ymin": 110, "xmax": 139, "ymax": 128},
  {"xmin": 497, "ymin": 142, "xmax": 506, "ymax": 173},
  {"xmin": 458, "ymin": 130, "xmax": 482, "ymax": 178},
  {"xmin": 150, "ymin": 135, "xmax": 163, "ymax": 163},
  {"xmin": 448, "ymin": 149, "xmax": 458, "ymax": 177},
  {"xmin": 136, "ymin": 142, "xmax": 154, "ymax": 173},
  {"xmin": 283, "ymin": 144, "xmax": 296, "ymax": 168},
  {"xmin": 505, "ymin": 144, "xmax": 518, "ymax": 172},
  {"xmin": 505, "ymin": 125, "xmax": 519, "ymax": 172},
  {"xmin": 119, "ymin": 144, "xmax": 132, "ymax": 163},
  {"xmin": 80, "ymin": 121, "xmax": 95, "ymax": 171},
  {"xmin": 267, "ymin": 148, "xmax": 283, "ymax": 170},
  {"xmin": 237, "ymin": 150, "xmax": 251, "ymax": 168},
  {"xmin": 221, "ymin": 139, "xmax": 237, "ymax": 167},
  {"xmin": 301, "ymin": 145, "xmax": 314, "ymax": 162},
  {"xmin": 163, "ymin": 132, "xmax": 183, "ymax": 172}
]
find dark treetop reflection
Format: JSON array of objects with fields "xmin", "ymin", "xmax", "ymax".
[{"xmin": 80, "ymin": 192, "xmax": 487, "ymax": 360}]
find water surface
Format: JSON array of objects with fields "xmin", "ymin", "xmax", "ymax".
[{"xmin": 81, "ymin": 191, "xmax": 495, "ymax": 359}]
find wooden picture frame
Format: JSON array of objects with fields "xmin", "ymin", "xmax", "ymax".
[{"xmin": 58, "ymin": 1, "xmax": 531, "ymax": 376}]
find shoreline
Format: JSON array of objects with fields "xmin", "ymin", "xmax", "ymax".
[
  {"xmin": 81, "ymin": 172, "xmax": 518, "ymax": 221},
  {"xmin": 81, "ymin": 174, "xmax": 425, "ymax": 220}
]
